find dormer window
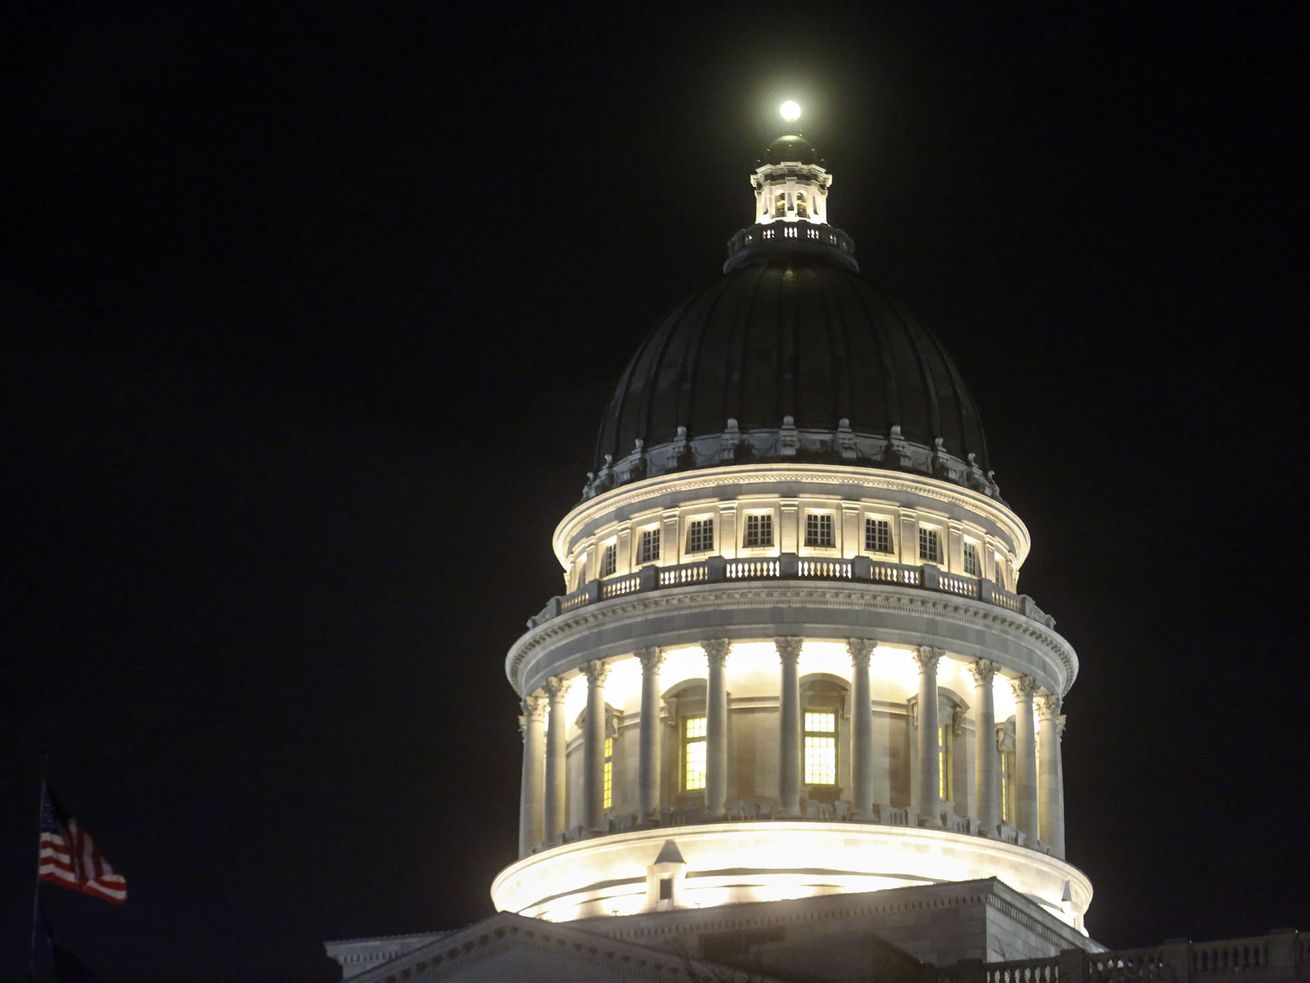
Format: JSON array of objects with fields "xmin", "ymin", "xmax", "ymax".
[
  {"xmin": 918, "ymin": 527, "xmax": 942, "ymax": 564},
  {"xmin": 963, "ymin": 542, "xmax": 980, "ymax": 577},
  {"xmin": 864, "ymin": 517, "xmax": 893, "ymax": 554},
  {"xmin": 638, "ymin": 527, "xmax": 661, "ymax": 565},
  {"xmin": 804, "ymin": 512, "xmax": 835, "ymax": 548},
  {"xmin": 686, "ymin": 518, "xmax": 714, "ymax": 554},
  {"xmin": 744, "ymin": 513, "xmax": 774, "ymax": 548}
]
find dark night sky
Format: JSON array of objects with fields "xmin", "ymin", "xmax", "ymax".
[{"xmin": 5, "ymin": 3, "xmax": 1309, "ymax": 979}]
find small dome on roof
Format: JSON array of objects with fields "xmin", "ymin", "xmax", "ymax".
[{"xmin": 765, "ymin": 134, "xmax": 821, "ymax": 165}]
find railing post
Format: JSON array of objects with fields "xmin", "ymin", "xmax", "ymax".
[
  {"xmin": 1059, "ymin": 949, "xmax": 1088, "ymax": 983},
  {"xmin": 920, "ymin": 564, "xmax": 941, "ymax": 591},
  {"xmin": 584, "ymin": 580, "xmax": 601, "ymax": 604},
  {"xmin": 546, "ymin": 596, "xmax": 562, "ymax": 619},
  {"xmin": 1265, "ymin": 929, "xmax": 1298, "ymax": 978},
  {"xmin": 851, "ymin": 555, "xmax": 873, "ymax": 580},
  {"xmin": 779, "ymin": 552, "xmax": 799, "ymax": 578},
  {"xmin": 706, "ymin": 554, "xmax": 727, "ymax": 582},
  {"xmin": 1021, "ymin": 595, "xmax": 1040, "ymax": 619},
  {"xmin": 1159, "ymin": 940, "xmax": 1192, "ymax": 983},
  {"xmin": 978, "ymin": 579, "xmax": 995, "ymax": 604},
  {"xmin": 638, "ymin": 565, "xmax": 659, "ymax": 593},
  {"xmin": 956, "ymin": 957, "xmax": 986, "ymax": 983}
]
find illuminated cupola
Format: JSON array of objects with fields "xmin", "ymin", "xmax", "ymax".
[{"xmin": 494, "ymin": 107, "xmax": 1091, "ymax": 942}]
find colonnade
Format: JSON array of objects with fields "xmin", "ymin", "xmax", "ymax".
[{"xmin": 517, "ymin": 639, "xmax": 1066, "ymax": 860}]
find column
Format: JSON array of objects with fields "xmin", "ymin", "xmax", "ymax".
[
  {"xmin": 1037, "ymin": 689, "xmax": 1065, "ymax": 857},
  {"xmin": 637, "ymin": 647, "xmax": 664, "ymax": 824},
  {"xmin": 1012, "ymin": 676, "xmax": 1038, "ymax": 844},
  {"xmin": 970, "ymin": 660, "xmax": 1000, "ymax": 836},
  {"xmin": 914, "ymin": 646, "xmax": 944, "ymax": 827},
  {"xmin": 583, "ymin": 660, "xmax": 609, "ymax": 834},
  {"xmin": 776, "ymin": 637, "xmax": 803, "ymax": 817},
  {"xmin": 518, "ymin": 692, "xmax": 547, "ymax": 856},
  {"xmin": 848, "ymin": 638, "xmax": 877, "ymax": 820},
  {"xmin": 544, "ymin": 677, "xmax": 567, "ymax": 843},
  {"xmin": 704, "ymin": 639, "xmax": 730, "ymax": 818}
]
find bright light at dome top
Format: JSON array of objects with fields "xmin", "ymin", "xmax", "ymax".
[{"xmin": 779, "ymin": 100, "xmax": 801, "ymax": 122}]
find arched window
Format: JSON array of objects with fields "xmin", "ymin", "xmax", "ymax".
[
  {"xmin": 997, "ymin": 720, "xmax": 1016, "ymax": 824},
  {"xmin": 795, "ymin": 191, "xmax": 808, "ymax": 218},
  {"xmin": 801, "ymin": 676, "xmax": 848, "ymax": 802},
  {"xmin": 774, "ymin": 192, "xmax": 787, "ymax": 217}
]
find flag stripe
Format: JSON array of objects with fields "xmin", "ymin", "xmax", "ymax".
[{"xmin": 37, "ymin": 788, "xmax": 127, "ymax": 904}]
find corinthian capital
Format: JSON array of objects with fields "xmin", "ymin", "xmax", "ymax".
[
  {"xmin": 774, "ymin": 636, "xmax": 803, "ymax": 664},
  {"xmin": 522, "ymin": 693, "xmax": 548, "ymax": 722},
  {"xmin": 1011, "ymin": 675, "xmax": 1036, "ymax": 701},
  {"xmin": 585, "ymin": 659, "xmax": 610, "ymax": 686},
  {"xmin": 1036, "ymin": 690, "xmax": 1062, "ymax": 721},
  {"xmin": 545, "ymin": 676, "xmax": 566, "ymax": 703},
  {"xmin": 637, "ymin": 646, "xmax": 665, "ymax": 675},
  {"xmin": 969, "ymin": 659, "xmax": 997, "ymax": 687},
  {"xmin": 914, "ymin": 645, "xmax": 944, "ymax": 674},
  {"xmin": 846, "ymin": 637, "xmax": 877, "ymax": 668},
  {"xmin": 702, "ymin": 639, "xmax": 731, "ymax": 666}
]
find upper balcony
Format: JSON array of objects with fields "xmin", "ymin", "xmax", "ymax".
[{"xmin": 529, "ymin": 552, "xmax": 1055, "ymax": 631}]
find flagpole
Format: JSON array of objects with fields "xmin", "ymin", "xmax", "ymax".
[{"xmin": 29, "ymin": 753, "xmax": 48, "ymax": 983}]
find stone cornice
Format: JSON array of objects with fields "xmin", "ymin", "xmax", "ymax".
[
  {"xmin": 507, "ymin": 581, "xmax": 1078, "ymax": 697},
  {"xmin": 554, "ymin": 464, "xmax": 1030, "ymax": 567}
]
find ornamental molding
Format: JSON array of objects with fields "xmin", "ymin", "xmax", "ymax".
[
  {"xmin": 702, "ymin": 638, "xmax": 731, "ymax": 665},
  {"xmin": 915, "ymin": 645, "xmax": 944, "ymax": 673},
  {"xmin": 775, "ymin": 636, "xmax": 804, "ymax": 663},
  {"xmin": 1012, "ymin": 675, "xmax": 1037, "ymax": 701},
  {"xmin": 554, "ymin": 464, "xmax": 1029, "ymax": 565},
  {"xmin": 1036, "ymin": 691, "xmax": 1062, "ymax": 720},
  {"xmin": 847, "ymin": 637, "xmax": 877, "ymax": 666},
  {"xmin": 507, "ymin": 582, "xmax": 1078, "ymax": 696},
  {"xmin": 636, "ymin": 646, "xmax": 665, "ymax": 674},
  {"xmin": 522, "ymin": 693, "xmax": 547, "ymax": 721},
  {"xmin": 970, "ymin": 659, "xmax": 998, "ymax": 687},
  {"xmin": 545, "ymin": 676, "xmax": 566, "ymax": 702},
  {"xmin": 584, "ymin": 659, "xmax": 610, "ymax": 686}
]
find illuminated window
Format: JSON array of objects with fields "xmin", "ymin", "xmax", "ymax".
[
  {"xmin": 683, "ymin": 716, "xmax": 707, "ymax": 791},
  {"xmin": 918, "ymin": 527, "xmax": 942, "ymax": 563},
  {"xmin": 638, "ymin": 527, "xmax": 661, "ymax": 564},
  {"xmin": 803, "ymin": 711, "xmax": 837, "ymax": 785},
  {"xmin": 937, "ymin": 723, "xmax": 953, "ymax": 801},
  {"xmin": 864, "ymin": 517, "xmax": 893, "ymax": 554},
  {"xmin": 603, "ymin": 737, "xmax": 614, "ymax": 809},
  {"xmin": 686, "ymin": 518, "xmax": 714, "ymax": 554},
  {"xmin": 774, "ymin": 192, "xmax": 787, "ymax": 217},
  {"xmin": 795, "ymin": 191, "xmax": 808, "ymax": 218},
  {"xmin": 1000, "ymin": 748, "xmax": 1012, "ymax": 822},
  {"xmin": 601, "ymin": 543, "xmax": 616, "ymax": 577},
  {"xmin": 804, "ymin": 513, "xmax": 835, "ymax": 548},
  {"xmin": 744, "ymin": 513, "xmax": 773, "ymax": 548},
  {"xmin": 963, "ymin": 542, "xmax": 980, "ymax": 576}
]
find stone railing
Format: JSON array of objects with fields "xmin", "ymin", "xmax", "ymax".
[
  {"xmin": 528, "ymin": 553, "xmax": 1055, "ymax": 630},
  {"xmin": 937, "ymin": 932, "xmax": 1308, "ymax": 983}
]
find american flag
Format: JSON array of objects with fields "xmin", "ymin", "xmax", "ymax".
[{"xmin": 38, "ymin": 787, "xmax": 127, "ymax": 904}]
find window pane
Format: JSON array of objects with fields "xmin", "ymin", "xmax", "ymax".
[
  {"xmin": 963, "ymin": 543, "xmax": 979, "ymax": 576},
  {"xmin": 639, "ymin": 528, "xmax": 661, "ymax": 564},
  {"xmin": 604, "ymin": 737, "xmax": 614, "ymax": 809},
  {"xmin": 804, "ymin": 736, "xmax": 836, "ymax": 784},
  {"xmin": 805, "ymin": 513, "xmax": 835, "ymax": 548},
  {"xmin": 804, "ymin": 711, "xmax": 835, "ymax": 733},
  {"xmin": 864, "ymin": 518, "xmax": 892, "ymax": 554},
  {"xmin": 918, "ymin": 527, "xmax": 942, "ymax": 563},
  {"xmin": 744, "ymin": 513, "xmax": 773, "ymax": 548},
  {"xmin": 686, "ymin": 518, "xmax": 714, "ymax": 554},
  {"xmin": 601, "ymin": 544, "xmax": 617, "ymax": 577},
  {"xmin": 684, "ymin": 716, "xmax": 707, "ymax": 791}
]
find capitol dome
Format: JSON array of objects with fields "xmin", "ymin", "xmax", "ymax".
[
  {"xmin": 594, "ymin": 256, "xmax": 992, "ymax": 493},
  {"xmin": 586, "ymin": 134, "xmax": 999, "ymax": 501}
]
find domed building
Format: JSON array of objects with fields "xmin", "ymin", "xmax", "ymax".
[{"xmin": 325, "ymin": 128, "xmax": 1306, "ymax": 983}]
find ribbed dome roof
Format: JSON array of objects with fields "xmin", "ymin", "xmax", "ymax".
[{"xmin": 592, "ymin": 254, "xmax": 993, "ymax": 494}]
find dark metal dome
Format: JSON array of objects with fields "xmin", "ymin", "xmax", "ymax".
[
  {"xmin": 765, "ymin": 134, "xmax": 821, "ymax": 165},
  {"xmin": 588, "ymin": 248, "xmax": 996, "ymax": 499}
]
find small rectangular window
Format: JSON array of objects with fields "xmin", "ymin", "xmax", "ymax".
[
  {"xmin": 601, "ymin": 543, "xmax": 617, "ymax": 577},
  {"xmin": 963, "ymin": 542, "xmax": 980, "ymax": 576},
  {"xmin": 638, "ymin": 527, "xmax": 661, "ymax": 565},
  {"xmin": 658, "ymin": 876, "xmax": 673, "ymax": 901},
  {"xmin": 864, "ymin": 517, "xmax": 893, "ymax": 554},
  {"xmin": 804, "ymin": 512, "xmax": 835, "ymax": 548},
  {"xmin": 685, "ymin": 518, "xmax": 714, "ymax": 554},
  {"xmin": 683, "ymin": 716, "xmax": 707, "ymax": 791},
  {"xmin": 803, "ymin": 711, "xmax": 837, "ymax": 785},
  {"xmin": 744, "ymin": 513, "xmax": 773, "ymax": 548},
  {"xmin": 603, "ymin": 736, "xmax": 614, "ymax": 809},
  {"xmin": 918, "ymin": 527, "xmax": 942, "ymax": 563}
]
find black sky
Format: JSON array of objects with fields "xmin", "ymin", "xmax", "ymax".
[{"xmin": 5, "ymin": 3, "xmax": 1309, "ymax": 979}]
